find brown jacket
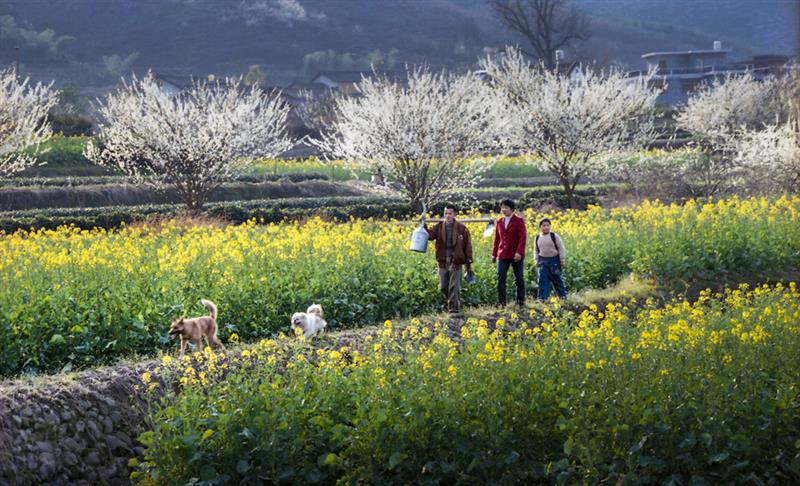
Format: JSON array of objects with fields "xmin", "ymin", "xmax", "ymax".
[{"xmin": 426, "ymin": 221, "xmax": 473, "ymax": 269}]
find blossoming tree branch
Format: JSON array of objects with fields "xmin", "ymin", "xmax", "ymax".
[{"xmin": 0, "ymin": 69, "xmax": 58, "ymax": 178}]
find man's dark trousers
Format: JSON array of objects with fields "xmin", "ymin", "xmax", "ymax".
[{"xmin": 497, "ymin": 258, "xmax": 525, "ymax": 306}]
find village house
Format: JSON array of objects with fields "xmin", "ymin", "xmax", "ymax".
[
  {"xmin": 153, "ymin": 73, "xmax": 196, "ymax": 95},
  {"xmin": 308, "ymin": 70, "xmax": 404, "ymax": 95},
  {"xmin": 629, "ymin": 42, "xmax": 791, "ymax": 105}
]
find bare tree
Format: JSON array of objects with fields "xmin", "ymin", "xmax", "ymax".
[
  {"xmin": 313, "ymin": 67, "xmax": 508, "ymax": 211},
  {"xmin": 85, "ymin": 73, "xmax": 294, "ymax": 212},
  {"xmin": 489, "ymin": 0, "xmax": 590, "ymax": 68},
  {"xmin": 0, "ymin": 69, "xmax": 58, "ymax": 177},
  {"xmin": 483, "ymin": 48, "xmax": 661, "ymax": 208}
]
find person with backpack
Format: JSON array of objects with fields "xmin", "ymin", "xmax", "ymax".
[
  {"xmin": 535, "ymin": 218, "xmax": 567, "ymax": 299},
  {"xmin": 492, "ymin": 199, "xmax": 527, "ymax": 307}
]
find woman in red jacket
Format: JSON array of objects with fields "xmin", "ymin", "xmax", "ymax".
[{"xmin": 492, "ymin": 199, "xmax": 527, "ymax": 307}]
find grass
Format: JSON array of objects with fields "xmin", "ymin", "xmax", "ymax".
[
  {"xmin": 247, "ymin": 156, "xmax": 552, "ymax": 182},
  {"xmin": 14, "ymin": 136, "xmax": 552, "ymax": 183},
  {"xmin": 248, "ymin": 159, "xmax": 369, "ymax": 181},
  {"xmin": 566, "ymin": 273, "xmax": 658, "ymax": 307}
]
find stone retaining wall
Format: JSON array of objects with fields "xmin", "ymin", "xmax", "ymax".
[{"xmin": 0, "ymin": 361, "xmax": 158, "ymax": 485}]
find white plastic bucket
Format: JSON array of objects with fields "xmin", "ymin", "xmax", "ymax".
[{"xmin": 409, "ymin": 223, "xmax": 429, "ymax": 253}]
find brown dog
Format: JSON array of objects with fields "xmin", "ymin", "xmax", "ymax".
[{"xmin": 169, "ymin": 299, "xmax": 226, "ymax": 357}]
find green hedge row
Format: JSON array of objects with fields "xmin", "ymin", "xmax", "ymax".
[
  {"xmin": 0, "ymin": 172, "xmax": 330, "ymax": 189},
  {"xmin": 0, "ymin": 178, "xmax": 359, "ymax": 211},
  {"xmin": 0, "ymin": 196, "xmax": 411, "ymax": 233},
  {"xmin": 518, "ymin": 185, "xmax": 609, "ymax": 209},
  {"xmin": 0, "ymin": 187, "xmax": 609, "ymax": 234},
  {"xmin": 476, "ymin": 176, "xmax": 559, "ymax": 188}
]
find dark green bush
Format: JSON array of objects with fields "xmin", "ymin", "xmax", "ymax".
[
  {"xmin": 0, "ymin": 196, "xmax": 417, "ymax": 233},
  {"xmin": 49, "ymin": 111, "xmax": 94, "ymax": 137},
  {"xmin": 518, "ymin": 185, "xmax": 610, "ymax": 210},
  {"xmin": 0, "ymin": 172, "xmax": 329, "ymax": 189}
]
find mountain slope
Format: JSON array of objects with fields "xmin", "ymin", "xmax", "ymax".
[{"xmin": 1, "ymin": 0, "xmax": 795, "ymax": 85}]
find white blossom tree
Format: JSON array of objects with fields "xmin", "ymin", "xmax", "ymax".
[
  {"xmin": 86, "ymin": 73, "xmax": 294, "ymax": 212},
  {"xmin": 0, "ymin": 69, "xmax": 58, "ymax": 177},
  {"xmin": 482, "ymin": 48, "xmax": 662, "ymax": 208},
  {"xmin": 605, "ymin": 148, "xmax": 705, "ymax": 199},
  {"xmin": 675, "ymin": 74, "xmax": 786, "ymax": 194},
  {"xmin": 677, "ymin": 74, "xmax": 784, "ymax": 149},
  {"xmin": 733, "ymin": 122, "xmax": 800, "ymax": 193},
  {"xmin": 313, "ymin": 67, "xmax": 507, "ymax": 211}
]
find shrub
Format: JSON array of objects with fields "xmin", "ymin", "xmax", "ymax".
[
  {"xmin": 0, "ymin": 185, "xmax": 604, "ymax": 232},
  {"xmin": 49, "ymin": 111, "xmax": 94, "ymax": 137},
  {"xmin": 518, "ymin": 185, "xmax": 608, "ymax": 210}
]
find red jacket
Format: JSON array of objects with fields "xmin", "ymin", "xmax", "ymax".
[{"xmin": 492, "ymin": 214, "xmax": 527, "ymax": 260}]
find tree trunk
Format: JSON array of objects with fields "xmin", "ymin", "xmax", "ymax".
[
  {"xmin": 410, "ymin": 196, "xmax": 425, "ymax": 215},
  {"xmin": 185, "ymin": 198, "xmax": 203, "ymax": 216},
  {"xmin": 181, "ymin": 181, "xmax": 205, "ymax": 216},
  {"xmin": 560, "ymin": 175, "xmax": 578, "ymax": 209}
]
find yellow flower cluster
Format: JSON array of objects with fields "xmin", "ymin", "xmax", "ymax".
[{"xmin": 156, "ymin": 282, "xmax": 800, "ymax": 397}]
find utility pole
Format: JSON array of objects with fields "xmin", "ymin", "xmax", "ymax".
[{"xmin": 14, "ymin": 46, "xmax": 19, "ymax": 74}]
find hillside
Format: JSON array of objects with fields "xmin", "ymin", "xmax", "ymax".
[{"xmin": 0, "ymin": 0, "xmax": 795, "ymax": 86}]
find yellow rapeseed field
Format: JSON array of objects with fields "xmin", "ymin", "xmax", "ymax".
[{"xmin": 1, "ymin": 196, "xmax": 799, "ymax": 375}]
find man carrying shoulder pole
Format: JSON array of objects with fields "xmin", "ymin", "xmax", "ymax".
[
  {"xmin": 492, "ymin": 199, "xmax": 527, "ymax": 307},
  {"xmin": 425, "ymin": 203, "xmax": 473, "ymax": 316}
]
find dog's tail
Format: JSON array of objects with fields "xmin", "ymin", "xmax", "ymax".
[
  {"xmin": 307, "ymin": 304, "xmax": 323, "ymax": 319},
  {"xmin": 201, "ymin": 299, "xmax": 218, "ymax": 320}
]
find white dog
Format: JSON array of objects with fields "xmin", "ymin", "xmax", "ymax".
[{"xmin": 291, "ymin": 304, "xmax": 327, "ymax": 338}]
